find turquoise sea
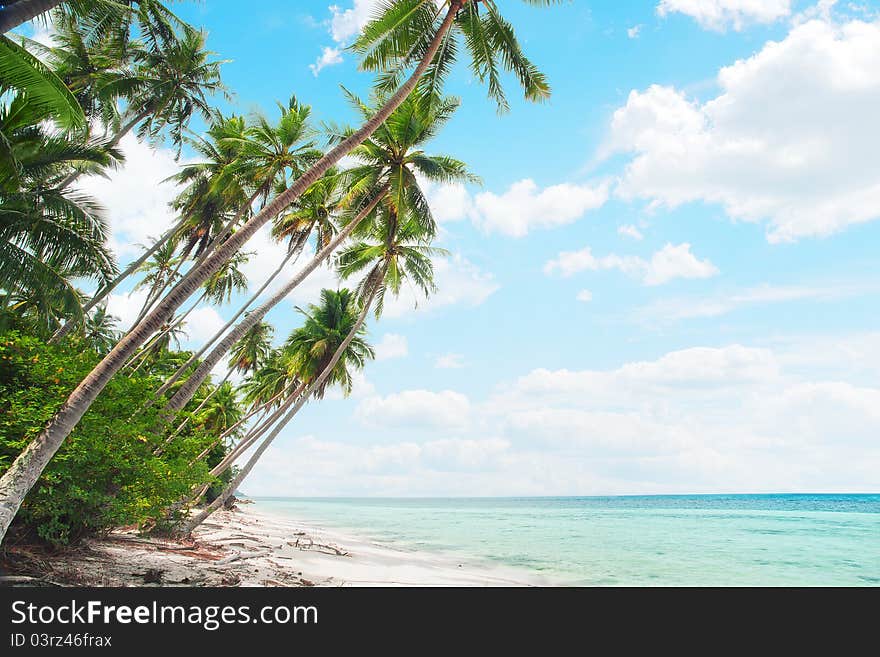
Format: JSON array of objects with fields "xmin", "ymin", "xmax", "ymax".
[{"xmin": 253, "ymin": 495, "xmax": 880, "ymax": 586}]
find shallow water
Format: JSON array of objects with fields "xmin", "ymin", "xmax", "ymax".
[{"xmin": 253, "ymin": 495, "xmax": 880, "ymax": 585}]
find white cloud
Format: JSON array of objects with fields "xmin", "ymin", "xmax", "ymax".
[
  {"xmin": 435, "ymin": 353, "xmax": 465, "ymax": 369},
  {"xmin": 544, "ymin": 242, "xmax": 718, "ymax": 286},
  {"xmin": 421, "ymin": 180, "xmax": 475, "ymax": 225},
  {"xmin": 618, "ymin": 224, "xmax": 644, "ymax": 240},
  {"xmin": 375, "ymin": 333, "xmax": 409, "ymax": 361},
  {"xmin": 421, "ymin": 177, "xmax": 609, "ymax": 237},
  {"xmin": 576, "ymin": 289, "xmax": 593, "ymax": 302},
  {"xmin": 76, "ymin": 135, "xmax": 187, "ymax": 260},
  {"xmin": 250, "ymin": 340, "xmax": 880, "ymax": 495},
  {"xmin": 627, "ymin": 24, "xmax": 643, "ymax": 38},
  {"xmin": 381, "ymin": 255, "xmax": 499, "ymax": 319},
  {"xmin": 473, "ymin": 179, "xmax": 609, "ymax": 237},
  {"xmin": 106, "ymin": 288, "xmax": 225, "ymax": 351},
  {"xmin": 656, "ymin": 0, "xmax": 792, "ymax": 31},
  {"xmin": 309, "ymin": 46, "xmax": 343, "ymax": 76},
  {"xmin": 311, "ymin": 0, "xmax": 382, "ymax": 74},
  {"xmin": 606, "ymin": 18, "xmax": 880, "ymax": 242},
  {"xmin": 181, "ymin": 306, "xmax": 227, "ymax": 347},
  {"xmin": 643, "ymin": 243, "xmax": 719, "ymax": 285},
  {"xmin": 356, "ymin": 389, "xmax": 471, "ymax": 431}
]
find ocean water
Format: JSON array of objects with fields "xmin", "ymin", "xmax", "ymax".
[{"xmin": 252, "ymin": 495, "xmax": 880, "ymax": 586}]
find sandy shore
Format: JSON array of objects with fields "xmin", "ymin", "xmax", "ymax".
[{"xmin": 5, "ymin": 503, "xmax": 545, "ymax": 587}]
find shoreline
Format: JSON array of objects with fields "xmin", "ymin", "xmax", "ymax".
[{"xmin": 4, "ymin": 503, "xmax": 547, "ymax": 587}]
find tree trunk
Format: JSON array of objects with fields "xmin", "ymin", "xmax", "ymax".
[
  {"xmin": 150, "ymin": 247, "xmax": 298, "ymax": 403},
  {"xmin": 51, "ymin": 216, "xmax": 188, "ymax": 343},
  {"xmin": 181, "ymin": 284, "xmax": 379, "ymax": 534},
  {"xmin": 208, "ymin": 385, "xmax": 302, "ymax": 478},
  {"xmin": 189, "ymin": 381, "xmax": 296, "ymax": 466},
  {"xmin": 0, "ymin": 3, "xmax": 459, "ymax": 546},
  {"xmin": 0, "ymin": 0, "xmax": 64, "ymax": 33},
  {"xmin": 130, "ymin": 240, "xmax": 193, "ymax": 331},
  {"xmin": 163, "ymin": 187, "xmax": 386, "ymax": 416}
]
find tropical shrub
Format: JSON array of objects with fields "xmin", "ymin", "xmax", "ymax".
[{"xmin": 0, "ymin": 332, "xmax": 216, "ymax": 546}]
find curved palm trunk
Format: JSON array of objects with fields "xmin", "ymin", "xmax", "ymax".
[
  {"xmin": 166, "ymin": 383, "xmax": 302, "ymax": 516},
  {"xmin": 130, "ymin": 241, "xmax": 194, "ymax": 331},
  {"xmin": 181, "ymin": 285, "xmax": 379, "ymax": 535},
  {"xmin": 127, "ymin": 289, "xmax": 208, "ymax": 371},
  {"xmin": 0, "ymin": 0, "xmax": 63, "ymax": 33},
  {"xmin": 208, "ymin": 385, "xmax": 302, "ymax": 477},
  {"xmin": 163, "ymin": 187, "xmax": 387, "ymax": 416},
  {"xmin": 51, "ymin": 216, "xmax": 188, "ymax": 342},
  {"xmin": 0, "ymin": 3, "xmax": 459, "ymax": 545},
  {"xmin": 189, "ymin": 381, "xmax": 297, "ymax": 466},
  {"xmin": 149, "ymin": 247, "xmax": 299, "ymax": 404},
  {"xmin": 155, "ymin": 367, "xmax": 234, "ymax": 454}
]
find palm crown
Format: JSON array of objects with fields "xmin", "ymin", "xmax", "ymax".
[
  {"xmin": 353, "ymin": 0, "xmax": 561, "ymax": 112},
  {"xmin": 284, "ymin": 288, "xmax": 375, "ymax": 399}
]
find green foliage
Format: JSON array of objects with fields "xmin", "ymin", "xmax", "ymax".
[{"xmin": 0, "ymin": 333, "xmax": 216, "ymax": 546}]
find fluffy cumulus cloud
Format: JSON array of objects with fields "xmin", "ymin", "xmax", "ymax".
[
  {"xmin": 472, "ymin": 179, "xmax": 609, "ymax": 237},
  {"xmin": 246, "ymin": 340, "xmax": 880, "ymax": 495},
  {"xmin": 310, "ymin": 0, "xmax": 381, "ymax": 74},
  {"xmin": 76, "ymin": 135, "xmax": 186, "ymax": 259},
  {"xmin": 656, "ymin": 0, "xmax": 792, "ymax": 31},
  {"xmin": 544, "ymin": 243, "xmax": 718, "ymax": 286},
  {"xmin": 606, "ymin": 18, "xmax": 880, "ymax": 242},
  {"xmin": 421, "ymin": 178, "xmax": 609, "ymax": 237}
]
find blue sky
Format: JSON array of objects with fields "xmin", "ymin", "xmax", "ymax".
[{"xmin": 28, "ymin": 0, "xmax": 880, "ymax": 495}]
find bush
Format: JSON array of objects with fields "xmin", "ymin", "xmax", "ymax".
[{"xmin": 0, "ymin": 332, "xmax": 217, "ymax": 546}]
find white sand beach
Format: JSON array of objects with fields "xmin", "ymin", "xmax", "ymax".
[{"xmin": 12, "ymin": 504, "xmax": 545, "ymax": 587}]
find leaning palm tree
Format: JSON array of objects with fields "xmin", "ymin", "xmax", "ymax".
[
  {"xmin": 0, "ymin": 93, "xmax": 118, "ymax": 334},
  {"xmin": 52, "ymin": 112, "xmax": 244, "ymax": 342},
  {"xmin": 0, "ymin": 0, "xmax": 560, "ymax": 545},
  {"xmin": 81, "ymin": 305, "xmax": 119, "ymax": 354},
  {"xmin": 161, "ymin": 90, "xmax": 473, "ymax": 416},
  {"xmin": 180, "ymin": 288, "xmax": 374, "ymax": 532},
  {"xmin": 128, "ymin": 238, "xmax": 180, "ymax": 329},
  {"xmin": 188, "ymin": 205, "xmax": 441, "ymax": 531}
]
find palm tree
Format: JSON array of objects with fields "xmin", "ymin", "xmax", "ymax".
[
  {"xmin": 81, "ymin": 305, "xmax": 119, "ymax": 354},
  {"xmin": 188, "ymin": 203, "xmax": 442, "ymax": 531},
  {"xmin": 228, "ymin": 320, "xmax": 273, "ymax": 378},
  {"xmin": 177, "ymin": 319, "xmax": 271, "ymax": 424},
  {"xmin": 0, "ymin": 89, "xmax": 118, "ymax": 335},
  {"xmin": 95, "ymin": 24, "xmax": 227, "ymax": 158},
  {"xmin": 180, "ymin": 288, "xmax": 374, "ymax": 532},
  {"xmin": 0, "ymin": 0, "xmax": 560, "ymax": 545},
  {"xmin": 128, "ymin": 238, "xmax": 180, "ymax": 329},
  {"xmin": 194, "ymin": 382, "xmax": 242, "ymax": 435},
  {"xmin": 51, "ymin": 113, "xmax": 244, "ymax": 342},
  {"xmin": 162, "ymin": 91, "xmax": 473, "ymax": 416}
]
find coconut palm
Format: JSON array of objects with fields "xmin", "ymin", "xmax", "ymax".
[
  {"xmin": 52, "ymin": 113, "xmax": 244, "ymax": 342},
  {"xmin": 0, "ymin": 89, "xmax": 118, "ymax": 335},
  {"xmin": 81, "ymin": 305, "xmax": 119, "ymax": 354},
  {"xmin": 193, "ymin": 382, "xmax": 242, "ymax": 435},
  {"xmin": 181, "ymin": 288, "xmax": 374, "ymax": 532},
  {"xmin": 162, "ymin": 91, "xmax": 473, "ymax": 416},
  {"xmin": 128, "ymin": 238, "xmax": 180, "ymax": 328},
  {"xmin": 188, "ymin": 203, "xmax": 442, "ymax": 531},
  {"xmin": 0, "ymin": 0, "xmax": 560, "ymax": 545}
]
